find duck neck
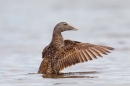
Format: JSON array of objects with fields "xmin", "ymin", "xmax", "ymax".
[{"xmin": 51, "ymin": 30, "xmax": 64, "ymax": 48}]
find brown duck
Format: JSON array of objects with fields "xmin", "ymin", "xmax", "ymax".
[{"xmin": 38, "ymin": 22, "xmax": 114, "ymax": 74}]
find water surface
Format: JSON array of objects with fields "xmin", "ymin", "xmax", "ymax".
[{"xmin": 0, "ymin": 0, "xmax": 130, "ymax": 86}]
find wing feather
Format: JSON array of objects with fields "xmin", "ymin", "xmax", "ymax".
[
  {"xmin": 84, "ymin": 50, "xmax": 93, "ymax": 60},
  {"xmin": 54, "ymin": 40, "xmax": 114, "ymax": 71},
  {"xmin": 91, "ymin": 47, "xmax": 104, "ymax": 54},
  {"xmin": 86, "ymin": 49, "xmax": 97, "ymax": 59},
  {"xmin": 81, "ymin": 51, "xmax": 88, "ymax": 61},
  {"xmin": 78, "ymin": 51, "xmax": 85, "ymax": 62},
  {"xmin": 89, "ymin": 48, "xmax": 102, "ymax": 57}
]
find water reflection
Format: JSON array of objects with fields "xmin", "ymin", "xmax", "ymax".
[{"xmin": 42, "ymin": 71, "xmax": 99, "ymax": 78}]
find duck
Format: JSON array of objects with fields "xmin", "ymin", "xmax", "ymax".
[{"xmin": 38, "ymin": 22, "xmax": 114, "ymax": 74}]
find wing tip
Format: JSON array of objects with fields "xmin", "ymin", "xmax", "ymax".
[{"xmin": 105, "ymin": 46, "xmax": 115, "ymax": 50}]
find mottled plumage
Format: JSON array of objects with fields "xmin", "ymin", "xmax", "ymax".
[{"xmin": 38, "ymin": 22, "xmax": 114, "ymax": 74}]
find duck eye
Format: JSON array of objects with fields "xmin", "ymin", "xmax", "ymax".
[{"xmin": 64, "ymin": 23, "xmax": 67, "ymax": 25}]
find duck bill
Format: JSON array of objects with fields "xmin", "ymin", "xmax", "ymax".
[
  {"xmin": 70, "ymin": 26, "xmax": 78, "ymax": 31},
  {"xmin": 74, "ymin": 28, "xmax": 78, "ymax": 30}
]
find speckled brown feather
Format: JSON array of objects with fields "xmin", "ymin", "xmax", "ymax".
[
  {"xmin": 37, "ymin": 22, "xmax": 114, "ymax": 74},
  {"xmin": 38, "ymin": 58, "xmax": 49, "ymax": 74},
  {"xmin": 54, "ymin": 40, "xmax": 114, "ymax": 72},
  {"xmin": 38, "ymin": 45, "xmax": 58, "ymax": 74}
]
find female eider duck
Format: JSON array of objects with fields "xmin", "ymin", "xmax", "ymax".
[{"xmin": 38, "ymin": 22, "xmax": 114, "ymax": 74}]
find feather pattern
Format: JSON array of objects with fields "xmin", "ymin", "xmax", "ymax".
[
  {"xmin": 54, "ymin": 40, "xmax": 114, "ymax": 71},
  {"xmin": 38, "ymin": 22, "xmax": 114, "ymax": 74}
]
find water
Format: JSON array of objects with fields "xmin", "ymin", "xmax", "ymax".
[{"xmin": 0, "ymin": 0, "xmax": 130, "ymax": 85}]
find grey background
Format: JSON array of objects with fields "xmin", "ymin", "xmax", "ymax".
[{"xmin": 0, "ymin": 0, "xmax": 130, "ymax": 86}]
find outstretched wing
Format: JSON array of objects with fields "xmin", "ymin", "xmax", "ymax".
[{"xmin": 54, "ymin": 40, "xmax": 114, "ymax": 71}]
